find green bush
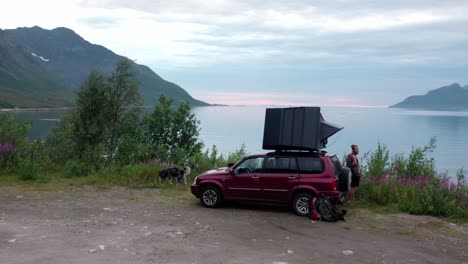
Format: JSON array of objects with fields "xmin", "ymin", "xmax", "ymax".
[
  {"xmin": 142, "ymin": 95, "xmax": 203, "ymax": 165},
  {"xmin": 0, "ymin": 113, "xmax": 31, "ymax": 172},
  {"xmin": 227, "ymin": 144, "xmax": 248, "ymax": 164},
  {"xmin": 357, "ymin": 138, "xmax": 467, "ymax": 219},
  {"xmin": 366, "ymin": 142, "xmax": 389, "ymax": 179},
  {"xmin": 414, "ymin": 180, "xmax": 459, "ymax": 216},
  {"xmin": 403, "ymin": 137, "xmax": 437, "ymax": 178},
  {"xmin": 64, "ymin": 160, "xmax": 95, "ymax": 178},
  {"xmin": 17, "ymin": 146, "xmax": 40, "ymax": 181}
]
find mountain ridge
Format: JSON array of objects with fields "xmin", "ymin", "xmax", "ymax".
[
  {"xmin": 0, "ymin": 26, "xmax": 207, "ymax": 108},
  {"xmin": 390, "ymin": 83, "xmax": 468, "ymax": 110}
]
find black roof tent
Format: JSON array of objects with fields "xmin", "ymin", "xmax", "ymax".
[{"xmin": 262, "ymin": 107, "xmax": 343, "ymax": 151}]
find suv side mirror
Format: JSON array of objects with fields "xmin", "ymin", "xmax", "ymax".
[{"xmin": 227, "ymin": 162, "xmax": 235, "ymax": 168}]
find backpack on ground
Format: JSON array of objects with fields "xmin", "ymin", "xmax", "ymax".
[{"xmin": 309, "ymin": 194, "xmax": 347, "ymax": 222}]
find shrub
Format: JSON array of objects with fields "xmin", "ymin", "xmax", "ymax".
[
  {"xmin": 403, "ymin": 137, "xmax": 437, "ymax": 178},
  {"xmin": 0, "ymin": 113, "xmax": 30, "ymax": 172},
  {"xmin": 64, "ymin": 160, "xmax": 95, "ymax": 178},
  {"xmin": 143, "ymin": 95, "xmax": 203, "ymax": 165},
  {"xmin": 357, "ymin": 138, "xmax": 467, "ymax": 219},
  {"xmin": 17, "ymin": 144, "xmax": 41, "ymax": 181},
  {"xmin": 0, "ymin": 113, "xmax": 30, "ymax": 147},
  {"xmin": 366, "ymin": 142, "xmax": 389, "ymax": 179},
  {"xmin": 227, "ymin": 143, "xmax": 248, "ymax": 164}
]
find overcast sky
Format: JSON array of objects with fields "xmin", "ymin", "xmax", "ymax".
[{"xmin": 2, "ymin": 0, "xmax": 468, "ymax": 106}]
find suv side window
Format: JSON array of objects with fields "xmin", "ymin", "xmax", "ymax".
[
  {"xmin": 263, "ymin": 157, "xmax": 298, "ymax": 174},
  {"xmin": 234, "ymin": 157, "xmax": 264, "ymax": 174},
  {"xmin": 297, "ymin": 157, "xmax": 324, "ymax": 174}
]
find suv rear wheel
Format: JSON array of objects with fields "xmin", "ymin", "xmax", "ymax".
[
  {"xmin": 292, "ymin": 192, "xmax": 312, "ymax": 216},
  {"xmin": 200, "ymin": 185, "xmax": 223, "ymax": 208}
]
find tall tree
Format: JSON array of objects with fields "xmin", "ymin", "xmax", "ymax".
[
  {"xmin": 46, "ymin": 59, "xmax": 142, "ymax": 164},
  {"xmin": 72, "ymin": 71, "xmax": 108, "ymax": 160},
  {"xmin": 105, "ymin": 59, "xmax": 142, "ymax": 160}
]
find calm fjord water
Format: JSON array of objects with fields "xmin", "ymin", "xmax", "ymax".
[{"xmin": 11, "ymin": 106, "xmax": 468, "ymax": 178}]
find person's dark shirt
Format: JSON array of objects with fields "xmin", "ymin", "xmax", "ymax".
[{"xmin": 346, "ymin": 153, "xmax": 361, "ymax": 177}]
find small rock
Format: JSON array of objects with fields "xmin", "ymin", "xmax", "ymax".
[
  {"xmin": 7, "ymin": 239, "xmax": 17, "ymax": 243},
  {"xmin": 176, "ymin": 214, "xmax": 181, "ymax": 217},
  {"xmin": 287, "ymin": 250, "xmax": 294, "ymax": 254},
  {"xmin": 252, "ymin": 238, "xmax": 257, "ymax": 242},
  {"xmin": 40, "ymin": 236, "xmax": 47, "ymax": 239},
  {"xmin": 285, "ymin": 237, "xmax": 290, "ymax": 240},
  {"xmin": 99, "ymin": 245, "xmax": 105, "ymax": 250},
  {"xmin": 16, "ymin": 196, "xmax": 23, "ymax": 199},
  {"xmin": 175, "ymin": 231, "xmax": 184, "ymax": 235},
  {"xmin": 145, "ymin": 232, "xmax": 152, "ymax": 237},
  {"xmin": 442, "ymin": 249, "xmax": 447, "ymax": 253},
  {"xmin": 88, "ymin": 249, "xmax": 97, "ymax": 253},
  {"xmin": 195, "ymin": 222, "xmax": 200, "ymax": 225},
  {"xmin": 343, "ymin": 250, "xmax": 354, "ymax": 255}
]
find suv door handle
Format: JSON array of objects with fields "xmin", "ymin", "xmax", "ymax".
[
  {"xmin": 288, "ymin": 176, "xmax": 296, "ymax": 180},
  {"xmin": 251, "ymin": 176, "xmax": 259, "ymax": 180}
]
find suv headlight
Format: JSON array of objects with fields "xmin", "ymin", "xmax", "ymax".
[{"xmin": 192, "ymin": 176, "xmax": 198, "ymax": 185}]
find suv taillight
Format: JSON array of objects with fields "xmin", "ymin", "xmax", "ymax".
[{"xmin": 331, "ymin": 178, "xmax": 337, "ymax": 191}]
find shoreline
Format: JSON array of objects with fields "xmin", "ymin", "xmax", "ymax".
[
  {"xmin": 0, "ymin": 105, "xmax": 223, "ymax": 113},
  {"xmin": 0, "ymin": 107, "xmax": 73, "ymax": 113}
]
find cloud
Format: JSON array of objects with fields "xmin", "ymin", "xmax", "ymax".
[
  {"xmin": 77, "ymin": 17, "xmax": 120, "ymax": 28},
  {"xmin": 1, "ymin": 0, "xmax": 468, "ymax": 105}
]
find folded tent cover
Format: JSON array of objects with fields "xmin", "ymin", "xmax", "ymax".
[{"xmin": 262, "ymin": 107, "xmax": 343, "ymax": 150}]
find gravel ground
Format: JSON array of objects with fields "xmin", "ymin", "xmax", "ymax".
[{"xmin": 0, "ymin": 186, "xmax": 467, "ymax": 264}]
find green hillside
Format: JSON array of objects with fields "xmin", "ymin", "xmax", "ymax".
[{"xmin": 0, "ymin": 26, "xmax": 207, "ymax": 108}]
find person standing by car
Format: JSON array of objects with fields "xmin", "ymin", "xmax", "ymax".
[{"xmin": 346, "ymin": 144, "xmax": 362, "ymax": 202}]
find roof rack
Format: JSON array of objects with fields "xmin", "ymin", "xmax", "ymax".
[{"xmin": 266, "ymin": 149, "xmax": 327, "ymax": 157}]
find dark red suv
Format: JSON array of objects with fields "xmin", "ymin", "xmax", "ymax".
[{"xmin": 191, "ymin": 151, "xmax": 350, "ymax": 216}]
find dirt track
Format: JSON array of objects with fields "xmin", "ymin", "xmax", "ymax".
[{"xmin": 0, "ymin": 186, "xmax": 467, "ymax": 264}]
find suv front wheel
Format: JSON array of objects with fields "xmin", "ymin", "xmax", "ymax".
[
  {"xmin": 292, "ymin": 192, "xmax": 312, "ymax": 216},
  {"xmin": 200, "ymin": 185, "xmax": 223, "ymax": 208}
]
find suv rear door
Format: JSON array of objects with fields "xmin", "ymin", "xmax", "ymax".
[
  {"xmin": 297, "ymin": 157, "xmax": 331, "ymax": 191},
  {"xmin": 258, "ymin": 156, "xmax": 299, "ymax": 202}
]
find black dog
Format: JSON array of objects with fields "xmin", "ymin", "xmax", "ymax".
[{"xmin": 159, "ymin": 166, "xmax": 191, "ymax": 184}]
